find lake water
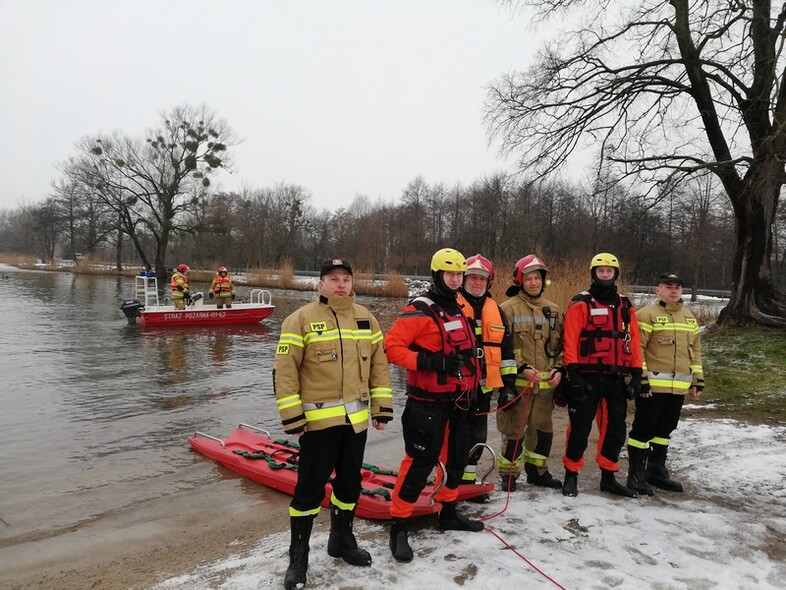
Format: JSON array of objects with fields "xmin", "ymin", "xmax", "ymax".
[{"xmin": 0, "ymin": 265, "xmax": 408, "ymax": 549}]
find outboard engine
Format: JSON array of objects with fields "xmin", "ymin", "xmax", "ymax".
[{"xmin": 120, "ymin": 299, "xmax": 144, "ymax": 325}]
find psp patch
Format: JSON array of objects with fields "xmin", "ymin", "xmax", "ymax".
[
  {"xmin": 309, "ymin": 321, "xmax": 328, "ymax": 332},
  {"xmin": 277, "ymin": 344, "xmax": 290, "ymax": 355},
  {"xmin": 655, "ymin": 316, "xmax": 669, "ymax": 324},
  {"xmin": 686, "ymin": 318, "xmax": 697, "ymax": 326}
]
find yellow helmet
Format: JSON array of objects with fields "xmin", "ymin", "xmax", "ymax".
[
  {"xmin": 590, "ymin": 252, "xmax": 619, "ymax": 270},
  {"xmin": 430, "ymin": 248, "xmax": 467, "ymax": 273}
]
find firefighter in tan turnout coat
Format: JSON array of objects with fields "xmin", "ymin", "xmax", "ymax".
[
  {"xmin": 626, "ymin": 273, "xmax": 704, "ymax": 496},
  {"xmin": 274, "ymin": 258, "xmax": 393, "ymax": 590}
]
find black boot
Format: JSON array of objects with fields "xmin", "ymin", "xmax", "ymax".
[
  {"xmin": 285, "ymin": 515, "xmax": 314, "ymax": 590},
  {"xmin": 562, "ymin": 469, "xmax": 578, "ymax": 497},
  {"xmin": 600, "ymin": 468, "xmax": 638, "ymax": 498},
  {"xmin": 389, "ymin": 517, "xmax": 413, "ymax": 562},
  {"xmin": 525, "ymin": 463, "xmax": 563, "ymax": 489},
  {"xmin": 499, "ymin": 474, "xmax": 517, "ymax": 492},
  {"xmin": 626, "ymin": 446, "xmax": 654, "ymax": 496},
  {"xmin": 438, "ymin": 502, "xmax": 484, "ymax": 532},
  {"xmin": 646, "ymin": 445, "xmax": 684, "ymax": 492},
  {"xmin": 327, "ymin": 505, "xmax": 372, "ymax": 566}
]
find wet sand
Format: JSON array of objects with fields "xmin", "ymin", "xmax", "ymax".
[{"xmin": 2, "ymin": 475, "xmax": 292, "ymax": 590}]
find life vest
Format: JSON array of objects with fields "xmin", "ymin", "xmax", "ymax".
[
  {"xmin": 406, "ymin": 296, "xmax": 479, "ymax": 400},
  {"xmin": 573, "ymin": 291, "xmax": 634, "ymax": 374},
  {"xmin": 457, "ymin": 293, "xmax": 505, "ymax": 389},
  {"xmin": 212, "ymin": 274, "xmax": 232, "ymax": 294},
  {"xmin": 170, "ymin": 272, "xmax": 188, "ymax": 295}
]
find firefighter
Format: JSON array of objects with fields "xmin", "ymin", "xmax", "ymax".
[
  {"xmin": 456, "ymin": 254, "xmax": 517, "ymax": 497},
  {"xmin": 561, "ymin": 252, "xmax": 643, "ymax": 498},
  {"xmin": 385, "ymin": 248, "xmax": 484, "ymax": 563},
  {"xmin": 626, "ymin": 273, "xmax": 704, "ymax": 495},
  {"xmin": 274, "ymin": 258, "xmax": 393, "ymax": 590},
  {"xmin": 496, "ymin": 255, "xmax": 564, "ymax": 491},
  {"xmin": 209, "ymin": 266, "xmax": 235, "ymax": 309},
  {"xmin": 170, "ymin": 264, "xmax": 190, "ymax": 310}
]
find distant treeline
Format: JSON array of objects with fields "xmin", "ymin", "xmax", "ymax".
[{"xmin": 5, "ymin": 169, "xmax": 784, "ymax": 291}]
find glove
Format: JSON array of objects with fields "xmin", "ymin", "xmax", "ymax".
[
  {"xmin": 567, "ymin": 364, "xmax": 589, "ymax": 404},
  {"xmin": 208, "ymin": 291, "xmax": 214, "ymax": 299},
  {"xmin": 231, "ymin": 293, "xmax": 236, "ymax": 300},
  {"xmin": 640, "ymin": 381, "xmax": 651, "ymax": 396},
  {"xmin": 627, "ymin": 369, "xmax": 642, "ymax": 400},
  {"xmin": 496, "ymin": 386, "xmax": 517, "ymax": 412},
  {"xmin": 417, "ymin": 351, "xmax": 464, "ymax": 374}
]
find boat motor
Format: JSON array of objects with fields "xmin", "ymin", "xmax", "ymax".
[{"xmin": 120, "ymin": 299, "xmax": 144, "ymax": 324}]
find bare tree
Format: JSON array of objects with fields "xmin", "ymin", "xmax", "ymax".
[
  {"xmin": 487, "ymin": 0, "xmax": 786, "ymax": 327},
  {"xmin": 69, "ymin": 104, "xmax": 236, "ymax": 278}
]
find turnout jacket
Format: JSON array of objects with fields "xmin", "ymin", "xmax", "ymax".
[
  {"xmin": 170, "ymin": 272, "xmax": 188, "ymax": 299},
  {"xmin": 500, "ymin": 292, "xmax": 564, "ymax": 390},
  {"xmin": 274, "ymin": 289, "xmax": 393, "ymax": 434},
  {"xmin": 210, "ymin": 274, "xmax": 234, "ymax": 297},
  {"xmin": 637, "ymin": 296, "xmax": 704, "ymax": 394}
]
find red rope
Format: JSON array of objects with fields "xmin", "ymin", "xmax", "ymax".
[{"xmin": 474, "ymin": 385, "xmax": 568, "ymax": 589}]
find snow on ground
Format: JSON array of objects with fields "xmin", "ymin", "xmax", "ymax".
[{"xmin": 154, "ymin": 418, "xmax": 786, "ymax": 589}]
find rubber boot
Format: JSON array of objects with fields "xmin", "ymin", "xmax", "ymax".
[
  {"xmin": 284, "ymin": 515, "xmax": 314, "ymax": 590},
  {"xmin": 499, "ymin": 474, "xmax": 517, "ymax": 492},
  {"xmin": 646, "ymin": 445, "xmax": 684, "ymax": 492},
  {"xmin": 562, "ymin": 469, "xmax": 578, "ymax": 497},
  {"xmin": 326, "ymin": 505, "xmax": 372, "ymax": 566},
  {"xmin": 626, "ymin": 446, "xmax": 654, "ymax": 496},
  {"xmin": 599, "ymin": 468, "xmax": 638, "ymax": 498},
  {"xmin": 438, "ymin": 502, "xmax": 484, "ymax": 532},
  {"xmin": 525, "ymin": 463, "xmax": 563, "ymax": 489},
  {"xmin": 389, "ymin": 517, "xmax": 413, "ymax": 562}
]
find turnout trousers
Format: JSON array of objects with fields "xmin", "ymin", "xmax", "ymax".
[{"xmin": 290, "ymin": 424, "xmax": 368, "ymax": 513}]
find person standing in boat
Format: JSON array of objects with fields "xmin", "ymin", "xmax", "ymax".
[
  {"xmin": 274, "ymin": 258, "xmax": 393, "ymax": 590},
  {"xmin": 208, "ymin": 266, "xmax": 235, "ymax": 309},
  {"xmin": 384, "ymin": 248, "xmax": 484, "ymax": 563},
  {"xmin": 170, "ymin": 264, "xmax": 190, "ymax": 310}
]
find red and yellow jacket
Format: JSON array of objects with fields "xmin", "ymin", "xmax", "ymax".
[
  {"xmin": 170, "ymin": 272, "xmax": 188, "ymax": 300},
  {"xmin": 274, "ymin": 290, "xmax": 393, "ymax": 434}
]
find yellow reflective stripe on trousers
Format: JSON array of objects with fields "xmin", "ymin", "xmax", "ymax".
[
  {"xmin": 523, "ymin": 448, "xmax": 548, "ymax": 467},
  {"xmin": 330, "ymin": 492, "xmax": 356, "ymax": 511},
  {"xmin": 497, "ymin": 454, "xmax": 523, "ymax": 470},
  {"xmin": 650, "ymin": 436, "xmax": 670, "ymax": 446},
  {"xmin": 627, "ymin": 437, "xmax": 650, "ymax": 449},
  {"xmin": 289, "ymin": 505, "xmax": 320, "ymax": 517}
]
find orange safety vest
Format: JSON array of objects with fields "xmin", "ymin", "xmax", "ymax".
[
  {"xmin": 211, "ymin": 274, "xmax": 233, "ymax": 294},
  {"xmin": 457, "ymin": 293, "xmax": 504, "ymax": 388}
]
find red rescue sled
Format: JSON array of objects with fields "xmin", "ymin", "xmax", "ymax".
[{"xmin": 188, "ymin": 423, "xmax": 495, "ymax": 520}]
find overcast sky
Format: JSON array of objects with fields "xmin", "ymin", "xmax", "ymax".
[{"xmin": 0, "ymin": 0, "xmax": 545, "ymax": 212}]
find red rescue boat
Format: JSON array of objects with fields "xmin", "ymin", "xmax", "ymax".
[
  {"xmin": 121, "ymin": 272, "xmax": 274, "ymax": 327},
  {"xmin": 188, "ymin": 424, "xmax": 495, "ymax": 520}
]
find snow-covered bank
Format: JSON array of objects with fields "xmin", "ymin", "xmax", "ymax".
[{"xmin": 154, "ymin": 418, "xmax": 786, "ymax": 589}]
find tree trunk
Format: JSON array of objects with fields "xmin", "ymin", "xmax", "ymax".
[{"xmin": 717, "ymin": 183, "xmax": 786, "ymax": 329}]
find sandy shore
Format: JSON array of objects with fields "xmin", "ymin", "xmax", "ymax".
[{"xmin": 2, "ymin": 475, "xmax": 294, "ymax": 590}]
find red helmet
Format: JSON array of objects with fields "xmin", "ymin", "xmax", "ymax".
[
  {"xmin": 218, "ymin": 266, "xmax": 228, "ymax": 274},
  {"xmin": 465, "ymin": 254, "xmax": 494, "ymax": 288},
  {"xmin": 177, "ymin": 264, "xmax": 189, "ymax": 273},
  {"xmin": 513, "ymin": 255, "xmax": 548, "ymax": 286}
]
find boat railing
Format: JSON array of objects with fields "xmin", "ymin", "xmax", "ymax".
[
  {"xmin": 249, "ymin": 289, "xmax": 273, "ymax": 306},
  {"xmin": 135, "ymin": 274, "xmax": 160, "ymax": 307}
]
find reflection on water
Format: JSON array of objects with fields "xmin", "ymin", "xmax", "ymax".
[{"xmin": 0, "ymin": 266, "xmax": 409, "ymax": 547}]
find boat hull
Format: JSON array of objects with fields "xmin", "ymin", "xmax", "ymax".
[
  {"xmin": 138, "ymin": 304, "xmax": 274, "ymax": 326},
  {"xmin": 188, "ymin": 425, "xmax": 494, "ymax": 520}
]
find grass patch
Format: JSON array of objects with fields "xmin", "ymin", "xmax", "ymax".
[{"xmin": 699, "ymin": 328, "xmax": 786, "ymax": 424}]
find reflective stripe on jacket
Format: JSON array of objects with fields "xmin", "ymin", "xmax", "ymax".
[
  {"xmin": 274, "ymin": 290, "xmax": 393, "ymax": 434},
  {"xmin": 637, "ymin": 297, "xmax": 703, "ymax": 394},
  {"xmin": 563, "ymin": 291, "xmax": 642, "ymax": 374},
  {"xmin": 500, "ymin": 292, "xmax": 563, "ymax": 390}
]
